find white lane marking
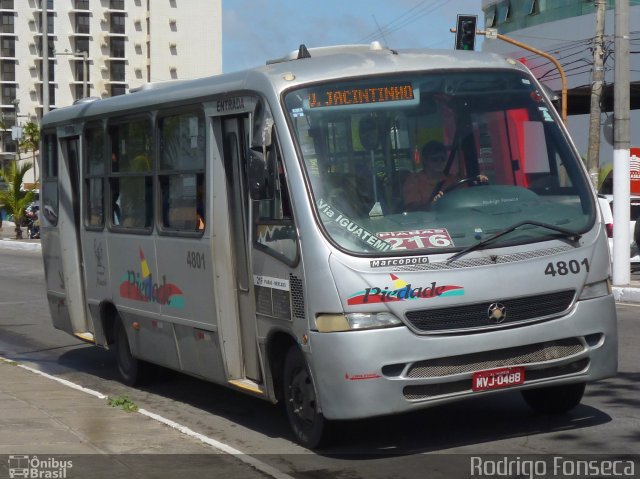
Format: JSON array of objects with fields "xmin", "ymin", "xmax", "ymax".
[
  {"xmin": 12, "ymin": 360, "xmax": 107, "ymax": 399},
  {"xmin": 1, "ymin": 357, "xmax": 295, "ymax": 479},
  {"xmin": 139, "ymin": 409, "xmax": 296, "ymax": 479}
]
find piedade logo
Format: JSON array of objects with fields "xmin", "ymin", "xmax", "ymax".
[{"xmin": 347, "ymin": 274, "xmax": 464, "ymax": 305}]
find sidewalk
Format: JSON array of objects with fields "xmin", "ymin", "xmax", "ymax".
[
  {"xmin": 0, "ymin": 359, "xmax": 279, "ymax": 478},
  {"xmin": 0, "ymin": 220, "xmax": 41, "ymax": 251}
]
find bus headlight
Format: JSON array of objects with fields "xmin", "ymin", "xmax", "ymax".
[
  {"xmin": 315, "ymin": 312, "xmax": 403, "ymax": 332},
  {"xmin": 578, "ymin": 279, "xmax": 612, "ymax": 301}
]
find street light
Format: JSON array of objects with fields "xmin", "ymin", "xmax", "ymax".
[{"xmin": 54, "ymin": 49, "xmax": 89, "ymax": 99}]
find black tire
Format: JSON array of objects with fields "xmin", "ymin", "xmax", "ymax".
[
  {"xmin": 521, "ymin": 383, "xmax": 586, "ymax": 414},
  {"xmin": 113, "ymin": 318, "xmax": 154, "ymax": 386},
  {"xmin": 283, "ymin": 346, "xmax": 333, "ymax": 449}
]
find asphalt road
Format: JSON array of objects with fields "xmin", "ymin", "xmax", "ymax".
[{"xmin": 1, "ymin": 247, "xmax": 639, "ymax": 478}]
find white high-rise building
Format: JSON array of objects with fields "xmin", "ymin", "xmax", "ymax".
[{"xmin": 0, "ymin": 0, "xmax": 221, "ymax": 171}]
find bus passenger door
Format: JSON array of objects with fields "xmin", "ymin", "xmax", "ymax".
[
  {"xmin": 57, "ymin": 136, "xmax": 91, "ymax": 336},
  {"xmin": 221, "ymin": 116, "xmax": 261, "ymax": 381}
]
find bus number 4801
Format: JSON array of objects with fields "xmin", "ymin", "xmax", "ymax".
[
  {"xmin": 544, "ymin": 258, "xmax": 589, "ymax": 277},
  {"xmin": 187, "ymin": 251, "xmax": 205, "ymax": 269}
]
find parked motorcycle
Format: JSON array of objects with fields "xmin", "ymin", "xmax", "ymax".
[{"xmin": 26, "ymin": 208, "xmax": 40, "ymax": 239}]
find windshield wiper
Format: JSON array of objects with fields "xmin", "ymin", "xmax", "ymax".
[{"xmin": 446, "ymin": 220, "xmax": 582, "ymax": 264}]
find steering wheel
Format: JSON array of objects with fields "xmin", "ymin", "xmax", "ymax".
[{"xmin": 443, "ymin": 176, "xmax": 488, "ymax": 194}]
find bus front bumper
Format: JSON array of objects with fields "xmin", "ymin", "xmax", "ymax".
[{"xmin": 308, "ymin": 294, "xmax": 617, "ymax": 420}]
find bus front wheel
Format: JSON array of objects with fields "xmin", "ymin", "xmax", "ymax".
[
  {"xmin": 283, "ymin": 346, "xmax": 333, "ymax": 449},
  {"xmin": 521, "ymin": 382, "xmax": 586, "ymax": 414}
]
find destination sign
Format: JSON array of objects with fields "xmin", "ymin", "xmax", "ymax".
[{"xmin": 307, "ymin": 83, "xmax": 415, "ymax": 108}]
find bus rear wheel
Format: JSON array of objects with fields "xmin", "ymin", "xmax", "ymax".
[
  {"xmin": 113, "ymin": 318, "xmax": 154, "ymax": 386},
  {"xmin": 521, "ymin": 382, "xmax": 586, "ymax": 414},
  {"xmin": 283, "ymin": 346, "xmax": 333, "ymax": 449}
]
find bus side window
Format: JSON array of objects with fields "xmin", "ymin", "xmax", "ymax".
[
  {"xmin": 255, "ymin": 138, "xmax": 297, "ymax": 263},
  {"xmin": 108, "ymin": 118, "xmax": 153, "ymax": 230},
  {"xmin": 84, "ymin": 122, "xmax": 105, "ymax": 229},
  {"xmin": 158, "ymin": 110, "xmax": 206, "ymax": 233}
]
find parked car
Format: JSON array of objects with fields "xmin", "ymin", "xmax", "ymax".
[{"xmin": 598, "ymin": 194, "xmax": 640, "ymax": 269}]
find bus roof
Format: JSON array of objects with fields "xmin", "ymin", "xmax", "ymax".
[{"xmin": 41, "ymin": 44, "xmax": 524, "ymax": 128}]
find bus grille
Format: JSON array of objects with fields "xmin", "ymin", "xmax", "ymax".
[
  {"xmin": 405, "ymin": 338, "xmax": 585, "ymax": 378},
  {"xmin": 403, "ymin": 358, "xmax": 589, "ymax": 400},
  {"xmin": 404, "ymin": 290, "xmax": 575, "ymax": 333}
]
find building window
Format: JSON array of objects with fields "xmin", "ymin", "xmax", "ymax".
[
  {"xmin": 0, "ymin": 0, "xmax": 14, "ymax": 9},
  {"xmin": 1, "ymin": 37, "xmax": 14, "ymax": 57},
  {"xmin": 158, "ymin": 111, "xmax": 206, "ymax": 232},
  {"xmin": 0, "ymin": 14, "xmax": 14, "ymax": 34},
  {"xmin": 497, "ymin": 1, "xmax": 510, "ymax": 23},
  {"xmin": 75, "ymin": 37, "xmax": 89, "ymax": 55},
  {"xmin": 110, "ymin": 0, "xmax": 125, "ymax": 9},
  {"xmin": 525, "ymin": 0, "xmax": 538, "ymax": 15},
  {"xmin": 38, "ymin": 84, "xmax": 56, "ymax": 106},
  {"xmin": 49, "ymin": 59, "xmax": 55, "ymax": 80},
  {"xmin": 110, "ymin": 37, "xmax": 125, "ymax": 58},
  {"xmin": 111, "ymin": 13, "xmax": 125, "ymax": 34},
  {"xmin": 110, "ymin": 61, "xmax": 125, "ymax": 81},
  {"xmin": 75, "ymin": 84, "xmax": 87, "ymax": 100},
  {"xmin": 76, "ymin": 13, "xmax": 90, "ymax": 34},
  {"xmin": 74, "ymin": 61, "xmax": 88, "ymax": 82},
  {"xmin": 36, "ymin": 38, "xmax": 55, "ymax": 58},
  {"xmin": 75, "ymin": 0, "xmax": 89, "ymax": 9},
  {"xmin": 1, "ymin": 85, "xmax": 15, "ymax": 105},
  {"xmin": 110, "ymin": 85, "xmax": 126, "ymax": 96},
  {"xmin": 1, "ymin": 60, "xmax": 15, "ymax": 81},
  {"xmin": 47, "ymin": 12, "xmax": 54, "ymax": 33}
]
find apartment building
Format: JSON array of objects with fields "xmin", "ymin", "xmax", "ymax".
[{"xmin": 0, "ymin": 0, "xmax": 221, "ymax": 174}]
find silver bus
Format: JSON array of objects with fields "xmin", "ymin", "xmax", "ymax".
[{"xmin": 40, "ymin": 43, "xmax": 617, "ymax": 448}]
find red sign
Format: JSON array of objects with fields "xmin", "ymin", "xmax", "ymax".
[
  {"xmin": 472, "ymin": 367, "xmax": 525, "ymax": 392},
  {"xmin": 631, "ymin": 147, "xmax": 640, "ymax": 195}
]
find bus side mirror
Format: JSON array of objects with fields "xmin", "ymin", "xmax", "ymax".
[{"xmin": 248, "ymin": 147, "xmax": 274, "ymax": 200}]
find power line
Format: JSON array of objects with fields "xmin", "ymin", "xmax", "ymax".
[{"xmin": 357, "ymin": 0, "xmax": 449, "ymax": 44}]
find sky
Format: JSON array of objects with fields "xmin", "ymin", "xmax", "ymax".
[{"xmin": 222, "ymin": 0, "xmax": 484, "ymax": 73}]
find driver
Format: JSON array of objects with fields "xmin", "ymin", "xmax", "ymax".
[
  {"xmin": 403, "ymin": 140, "xmax": 488, "ymax": 211},
  {"xmin": 403, "ymin": 141, "xmax": 454, "ymax": 211}
]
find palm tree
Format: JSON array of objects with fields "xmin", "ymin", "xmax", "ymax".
[
  {"xmin": 0, "ymin": 161, "xmax": 35, "ymax": 239},
  {"xmin": 19, "ymin": 121, "xmax": 40, "ymax": 187}
]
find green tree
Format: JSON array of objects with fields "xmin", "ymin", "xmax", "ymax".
[
  {"xmin": 0, "ymin": 161, "xmax": 35, "ymax": 239},
  {"xmin": 19, "ymin": 121, "xmax": 40, "ymax": 186}
]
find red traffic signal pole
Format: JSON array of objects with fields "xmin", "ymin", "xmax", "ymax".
[{"xmin": 450, "ymin": 27, "xmax": 568, "ymax": 124}]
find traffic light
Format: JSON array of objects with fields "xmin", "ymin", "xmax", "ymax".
[{"xmin": 455, "ymin": 14, "xmax": 477, "ymax": 51}]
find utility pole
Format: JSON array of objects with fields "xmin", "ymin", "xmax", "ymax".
[
  {"xmin": 586, "ymin": 0, "xmax": 606, "ymax": 191},
  {"xmin": 42, "ymin": 0, "xmax": 49, "ymax": 115},
  {"xmin": 612, "ymin": 0, "xmax": 631, "ymax": 286}
]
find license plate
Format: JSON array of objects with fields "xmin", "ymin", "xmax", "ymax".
[{"xmin": 472, "ymin": 366, "xmax": 525, "ymax": 392}]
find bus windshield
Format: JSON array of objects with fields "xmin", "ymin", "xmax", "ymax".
[{"xmin": 284, "ymin": 70, "xmax": 594, "ymax": 255}]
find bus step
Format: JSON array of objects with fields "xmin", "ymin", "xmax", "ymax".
[
  {"xmin": 74, "ymin": 332, "xmax": 95, "ymax": 344},
  {"xmin": 228, "ymin": 378, "xmax": 265, "ymax": 396}
]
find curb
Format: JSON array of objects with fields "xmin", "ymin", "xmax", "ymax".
[
  {"xmin": 612, "ymin": 286, "xmax": 640, "ymax": 304},
  {"xmin": 0, "ymin": 238, "xmax": 41, "ymax": 251}
]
